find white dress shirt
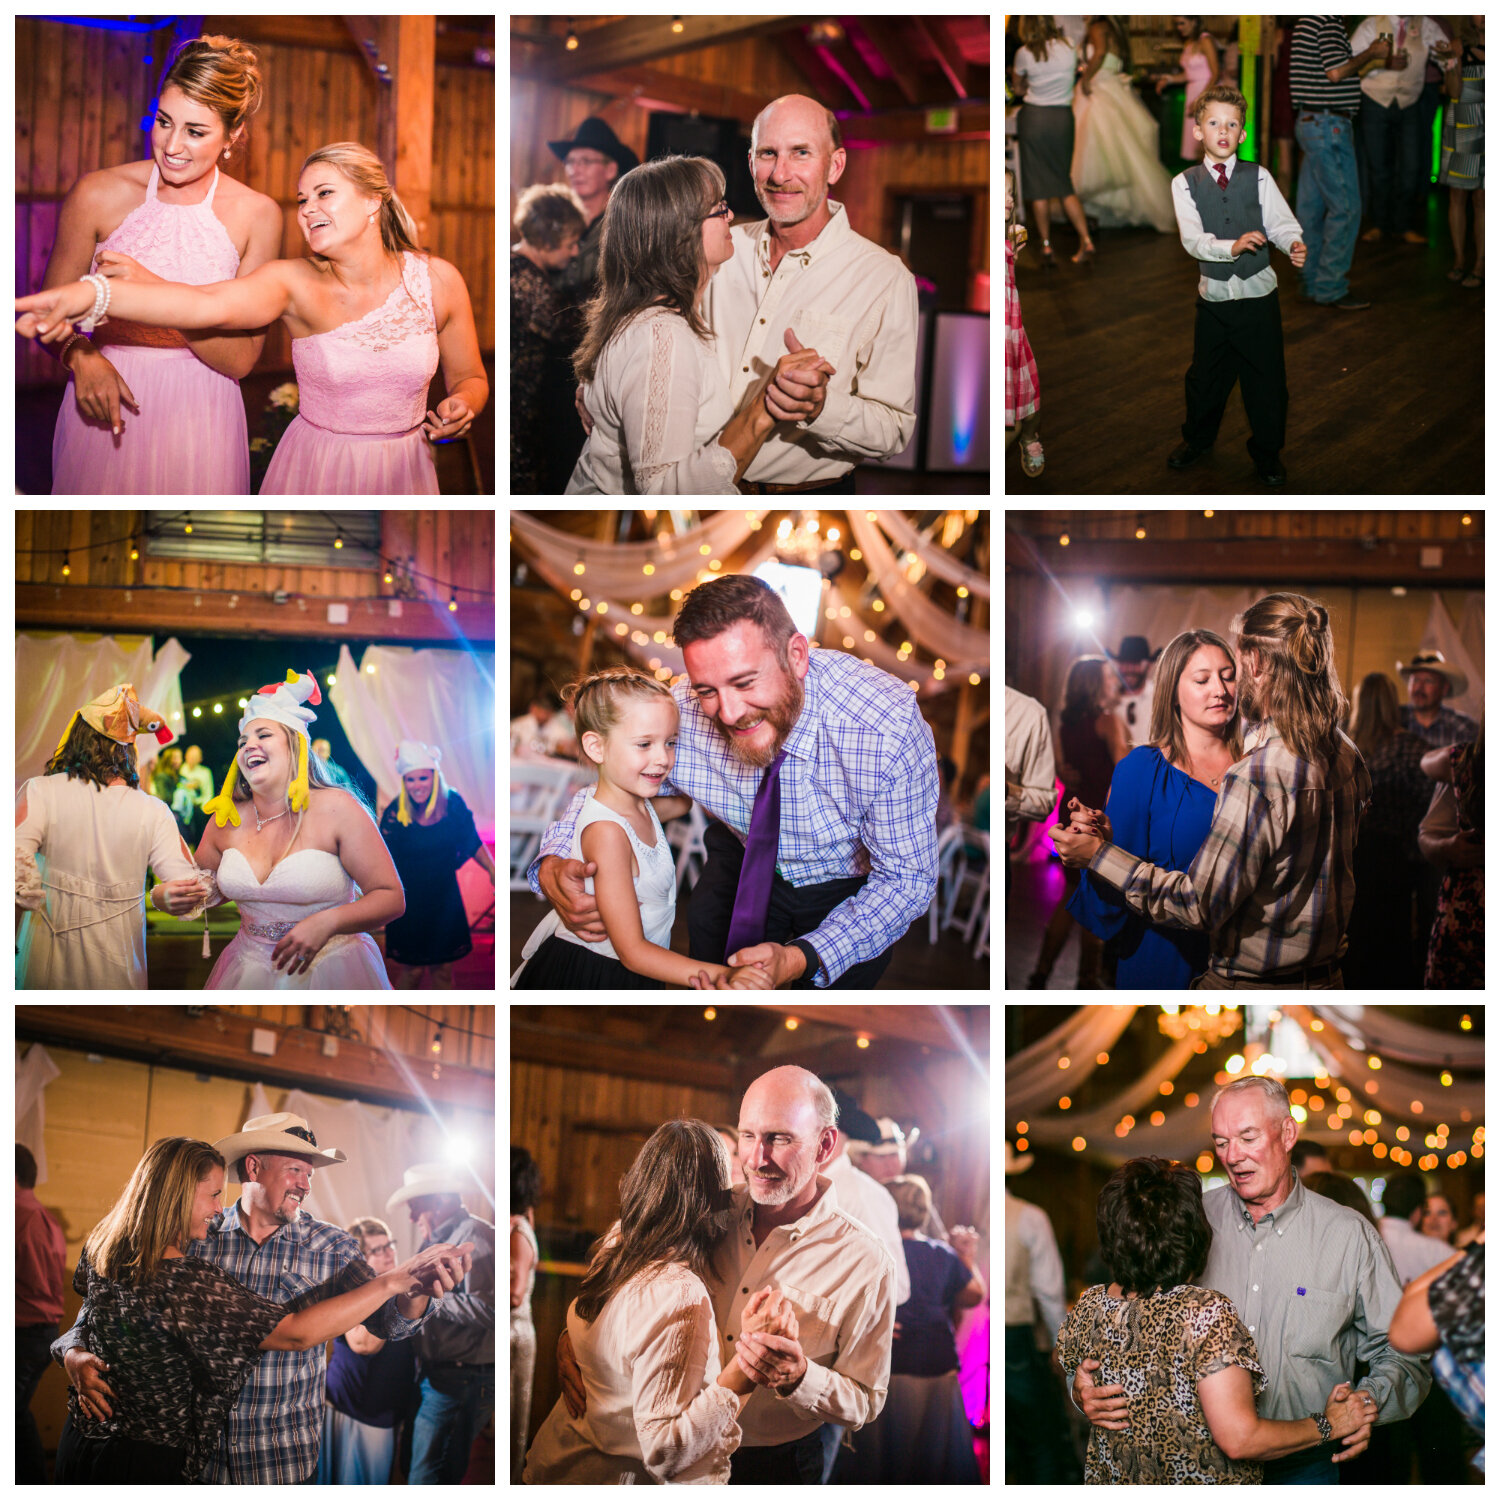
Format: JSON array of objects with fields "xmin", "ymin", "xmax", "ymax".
[
  {"xmin": 1171, "ymin": 156, "xmax": 1305, "ymax": 302},
  {"xmin": 1005, "ymin": 686, "xmax": 1059, "ymax": 835},
  {"xmin": 566, "ymin": 305, "xmax": 739, "ymax": 494},
  {"xmin": 828, "ymin": 1149, "xmax": 912, "ymax": 1305},
  {"xmin": 1378, "ymin": 1212, "xmax": 1463, "ymax": 1285},
  {"xmin": 710, "ymin": 1174, "xmax": 896, "ymax": 1446},
  {"xmin": 1351, "ymin": 16, "xmax": 1450, "ymax": 109},
  {"xmin": 523, "ymin": 1261, "xmax": 741, "ymax": 1484},
  {"xmin": 701, "ymin": 200, "xmax": 918, "ymax": 486}
]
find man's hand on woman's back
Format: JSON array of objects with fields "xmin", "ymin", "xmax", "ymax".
[{"xmin": 1074, "ymin": 1357, "xmax": 1130, "ymax": 1430}]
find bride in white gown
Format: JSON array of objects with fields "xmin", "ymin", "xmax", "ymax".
[
  {"xmin": 1072, "ymin": 18, "xmax": 1177, "ymax": 234},
  {"xmin": 152, "ymin": 670, "xmax": 401, "ymax": 989}
]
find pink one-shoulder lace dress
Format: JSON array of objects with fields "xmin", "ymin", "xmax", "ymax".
[
  {"xmin": 52, "ymin": 164, "xmax": 250, "ymax": 495},
  {"xmin": 261, "ymin": 250, "xmax": 441, "ymax": 495}
]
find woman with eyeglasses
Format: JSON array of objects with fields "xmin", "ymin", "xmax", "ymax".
[{"xmin": 565, "ymin": 155, "xmax": 833, "ymax": 494}]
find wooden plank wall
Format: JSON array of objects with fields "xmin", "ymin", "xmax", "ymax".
[
  {"xmin": 16, "ymin": 511, "xmax": 495, "ymax": 604},
  {"xmin": 18, "ymin": 18, "xmax": 494, "ymax": 389},
  {"xmin": 511, "ymin": 1059, "xmax": 737, "ymax": 1230}
]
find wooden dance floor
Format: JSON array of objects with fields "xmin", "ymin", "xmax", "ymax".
[{"xmin": 1006, "ymin": 194, "xmax": 1483, "ymax": 496}]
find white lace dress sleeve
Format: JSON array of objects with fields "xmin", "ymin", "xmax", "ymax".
[{"xmin": 618, "ymin": 311, "xmax": 740, "ymax": 495}]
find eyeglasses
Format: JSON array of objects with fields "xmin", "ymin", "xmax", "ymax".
[{"xmin": 704, "ymin": 200, "xmax": 733, "ymax": 222}]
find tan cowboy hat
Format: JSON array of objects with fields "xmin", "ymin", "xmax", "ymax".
[
  {"xmin": 214, "ymin": 1113, "xmax": 347, "ymax": 1183},
  {"xmin": 1005, "ymin": 1140, "xmax": 1034, "ymax": 1175},
  {"xmin": 1396, "ymin": 650, "xmax": 1467, "ymax": 698},
  {"xmin": 386, "ymin": 1162, "xmax": 470, "ymax": 1215}
]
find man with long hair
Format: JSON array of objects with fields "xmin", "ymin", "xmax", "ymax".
[{"xmin": 1051, "ymin": 592, "xmax": 1371, "ymax": 988}]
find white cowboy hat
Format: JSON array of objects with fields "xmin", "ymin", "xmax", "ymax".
[
  {"xmin": 386, "ymin": 1162, "xmax": 470, "ymax": 1215},
  {"xmin": 1396, "ymin": 650, "xmax": 1468, "ymax": 698},
  {"xmin": 214, "ymin": 1113, "xmax": 347, "ymax": 1183},
  {"xmin": 1005, "ymin": 1140, "xmax": 1034, "ymax": 1175}
]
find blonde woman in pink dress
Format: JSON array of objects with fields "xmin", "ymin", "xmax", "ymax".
[
  {"xmin": 44, "ymin": 35, "xmax": 281, "ymax": 495},
  {"xmin": 19, "ymin": 143, "xmax": 488, "ymax": 497}
]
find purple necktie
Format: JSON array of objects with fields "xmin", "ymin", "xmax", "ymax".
[{"xmin": 724, "ymin": 748, "xmax": 787, "ymax": 957}]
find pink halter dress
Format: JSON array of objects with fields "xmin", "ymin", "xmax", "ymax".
[
  {"xmin": 261, "ymin": 250, "xmax": 441, "ymax": 495},
  {"xmin": 52, "ymin": 164, "xmax": 249, "ymax": 495}
]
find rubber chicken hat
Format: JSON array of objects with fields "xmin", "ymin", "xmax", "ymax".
[
  {"xmin": 53, "ymin": 683, "xmax": 176, "ymax": 759},
  {"xmin": 394, "ymin": 740, "xmax": 443, "ymax": 826},
  {"xmin": 202, "ymin": 670, "xmax": 322, "ymax": 829}
]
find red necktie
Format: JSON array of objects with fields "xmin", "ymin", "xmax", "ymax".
[{"xmin": 1215, "ymin": 163, "xmax": 1229, "ymax": 192}]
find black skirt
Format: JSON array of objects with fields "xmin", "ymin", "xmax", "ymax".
[
  {"xmin": 56, "ymin": 1411, "xmax": 190, "ymax": 1482},
  {"xmin": 513, "ymin": 932, "xmax": 665, "ymax": 990}
]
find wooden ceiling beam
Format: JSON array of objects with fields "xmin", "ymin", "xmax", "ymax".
[
  {"xmin": 1006, "ymin": 532, "xmax": 1486, "ymax": 586},
  {"xmin": 777, "ymin": 31, "xmax": 859, "ymax": 111},
  {"xmin": 836, "ymin": 105, "xmax": 990, "ymax": 145},
  {"xmin": 217, "ymin": 14, "xmax": 491, "ymax": 67},
  {"xmin": 859, "ymin": 19, "xmax": 926, "ymax": 107},
  {"xmin": 748, "ymin": 1004, "xmax": 987, "ymax": 1054},
  {"xmin": 531, "ymin": 15, "xmax": 796, "ymax": 83},
  {"xmin": 16, "ymin": 1005, "xmax": 494, "ymax": 1111},
  {"xmin": 817, "ymin": 34, "xmax": 897, "ymax": 113},
  {"xmin": 16, "ymin": 585, "xmax": 495, "ymax": 644},
  {"xmin": 913, "ymin": 18, "xmax": 973, "ymax": 101},
  {"xmin": 511, "ymin": 1018, "xmax": 737, "ymax": 1091},
  {"xmin": 568, "ymin": 64, "xmax": 769, "ymax": 126}
]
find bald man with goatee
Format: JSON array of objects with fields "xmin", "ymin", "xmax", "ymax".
[{"xmin": 702, "ymin": 93, "xmax": 919, "ymax": 495}]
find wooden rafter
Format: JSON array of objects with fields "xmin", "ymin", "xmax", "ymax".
[
  {"xmin": 529, "ymin": 15, "xmax": 795, "ymax": 83},
  {"xmin": 913, "ymin": 18, "xmax": 972, "ymax": 101},
  {"xmin": 17, "ymin": 1006, "xmax": 494, "ymax": 1111}
]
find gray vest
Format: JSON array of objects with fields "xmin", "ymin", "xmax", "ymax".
[{"xmin": 1186, "ymin": 161, "xmax": 1269, "ymax": 282}]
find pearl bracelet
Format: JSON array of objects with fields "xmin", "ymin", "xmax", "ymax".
[{"xmin": 77, "ymin": 272, "xmax": 111, "ymax": 333}]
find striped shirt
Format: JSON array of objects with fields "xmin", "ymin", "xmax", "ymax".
[
  {"xmin": 531, "ymin": 649, "xmax": 939, "ymax": 985},
  {"xmin": 1087, "ymin": 720, "xmax": 1371, "ymax": 977},
  {"xmin": 1289, "ymin": 17, "xmax": 1362, "ymax": 113},
  {"xmin": 1202, "ymin": 1173, "xmax": 1430, "ymax": 1424}
]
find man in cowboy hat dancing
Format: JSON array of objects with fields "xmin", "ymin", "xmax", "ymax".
[
  {"xmin": 387, "ymin": 1163, "xmax": 496, "ymax": 1483},
  {"xmin": 55, "ymin": 1114, "xmax": 472, "ymax": 1484}
]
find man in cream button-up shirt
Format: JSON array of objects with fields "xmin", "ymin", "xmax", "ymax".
[{"xmin": 702, "ymin": 93, "xmax": 919, "ymax": 493}]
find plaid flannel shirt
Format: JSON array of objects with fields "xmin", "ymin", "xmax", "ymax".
[
  {"xmin": 1087, "ymin": 721, "xmax": 1371, "ymax": 977},
  {"xmin": 529, "ymin": 649, "xmax": 939, "ymax": 985}
]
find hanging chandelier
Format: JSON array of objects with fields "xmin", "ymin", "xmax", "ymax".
[
  {"xmin": 775, "ymin": 510, "xmax": 844, "ymax": 576},
  {"xmin": 1157, "ymin": 1003, "xmax": 1242, "ymax": 1046}
]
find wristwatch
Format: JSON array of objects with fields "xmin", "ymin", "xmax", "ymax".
[{"xmin": 1311, "ymin": 1410, "xmax": 1333, "ymax": 1443}]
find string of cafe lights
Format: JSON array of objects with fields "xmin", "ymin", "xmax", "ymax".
[{"xmin": 1011, "ymin": 1007, "xmax": 1481, "ymax": 1173}]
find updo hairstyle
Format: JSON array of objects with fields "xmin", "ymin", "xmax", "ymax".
[
  {"xmin": 160, "ymin": 35, "xmax": 264, "ymax": 160},
  {"xmin": 563, "ymin": 667, "xmax": 677, "ymax": 768}
]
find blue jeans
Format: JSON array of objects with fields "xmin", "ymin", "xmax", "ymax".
[
  {"xmin": 1295, "ymin": 112, "xmax": 1362, "ymax": 303},
  {"xmin": 1261, "ymin": 1447, "xmax": 1340, "ymax": 1484},
  {"xmin": 408, "ymin": 1365, "xmax": 495, "ymax": 1484}
]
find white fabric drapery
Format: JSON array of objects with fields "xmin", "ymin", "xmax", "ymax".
[
  {"xmin": 871, "ymin": 511, "xmax": 990, "ymax": 598},
  {"xmin": 511, "ymin": 510, "xmax": 765, "ymax": 598},
  {"xmin": 1304, "ymin": 1005, "xmax": 1485, "ymax": 1068},
  {"xmin": 15, "ymin": 634, "xmax": 191, "ymax": 789},
  {"xmin": 328, "ymin": 644, "xmax": 496, "ymax": 838},
  {"xmin": 845, "ymin": 510, "xmax": 991, "ymax": 662},
  {"xmin": 16, "ymin": 1043, "xmax": 60, "ymax": 1184},
  {"xmin": 1416, "ymin": 591, "xmax": 1485, "ymax": 720},
  {"xmin": 1004, "ymin": 1005, "xmax": 1139, "ymax": 1114},
  {"xmin": 248, "ymin": 1085, "xmax": 496, "ymax": 1261}
]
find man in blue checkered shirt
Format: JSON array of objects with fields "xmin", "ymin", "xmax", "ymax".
[
  {"xmin": 531, "ymin": 574, "xmax": 939, "ymax": 988},
  {"xmin": 54, "ymin": 1113, "xmax": 471, "ymax": 1484}
]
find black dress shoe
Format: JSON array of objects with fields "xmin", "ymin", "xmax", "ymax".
[
  {"xmin": 1258, "ymin": 460, "xmax": 1288, "ymax": 487},
  {"xmin": 1168, "ymin": 441, "xmax": 1211, "ymax": 469},
  {"xmin": 1324, "ymin": 295, "xmax": 1372, "ymax": 311}
]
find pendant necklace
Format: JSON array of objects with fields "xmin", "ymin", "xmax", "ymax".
[{"xmin": 254, "ymin": 804, "xmax": 290, "ymax": 832}]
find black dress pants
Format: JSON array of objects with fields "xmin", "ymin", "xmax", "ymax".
[
  {"xmin": 687, "ymin": 820, "xmax": 896, "ymax": 989},
  {"xmin": 1182, "ymin": 290, "xmax": 1288, "ymax": 469}
]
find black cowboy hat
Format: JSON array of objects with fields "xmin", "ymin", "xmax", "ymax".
[
  {"xmin": 547, "ymin": 117, "xmax": 641, "ymax": 176},
  {"xmin": 1106, "ymin": 636, "xmax": 1162, "ymax": 665}
]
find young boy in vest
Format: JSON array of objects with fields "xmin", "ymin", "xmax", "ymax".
[{"xmin": 1167, "ymin": 85, "xmax": 1306, "ymax": 489}]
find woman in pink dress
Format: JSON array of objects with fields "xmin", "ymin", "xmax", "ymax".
[
  {"xmin": 44, "ymin": 35, "xmax": 282, "ymax": 494},
  {"xmin": 20, "ymin": 143, "xmax": 488, "ymax": 496},
  {"xmin": 1155, "ymin": 18, "xmax": 1220, "ymax": 162}
]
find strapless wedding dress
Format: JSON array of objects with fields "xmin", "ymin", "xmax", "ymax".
[{"xmin": 205, "ymin": 847, "xmax": 392, "ymax": 990}]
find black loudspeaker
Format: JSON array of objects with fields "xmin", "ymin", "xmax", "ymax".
[{"xmin": 644, "ymin": 112, "xmax": 759, "ymax": 221}]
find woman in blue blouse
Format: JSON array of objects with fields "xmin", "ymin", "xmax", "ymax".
[{"xmin": 1069, "ymin": 629, "xmax": 1243, "ymax": 988}]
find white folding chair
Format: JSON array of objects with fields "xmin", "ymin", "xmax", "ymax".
[
  {"xmin": 509, "ymin": 759, "xmax": 590, "ymax": 890},
  {"xmin": 666, "ymin": 800, "xmax": 708, "ymax": 896}
]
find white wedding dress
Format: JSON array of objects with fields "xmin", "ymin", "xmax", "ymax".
[
  {"xmin": 205, "ymin": 846, "xmax": 392, "ymax": 990},
  {"xmin": 1072, "ymin": 51, "xmax": 1177, "ymax": 233}
]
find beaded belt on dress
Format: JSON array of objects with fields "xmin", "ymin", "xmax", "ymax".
[{"xmin": 243, "ymin": 918, "xmax": 297, "ymax": 940}]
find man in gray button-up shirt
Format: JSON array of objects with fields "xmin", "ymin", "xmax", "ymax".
[{"xmin": 1076, "ymin": 1076, "xmax": 1430, "ymax": 1478}]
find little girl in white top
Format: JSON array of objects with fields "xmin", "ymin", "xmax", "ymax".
[{"xmin": 513, "ymin": 668, "xmax": 771, "ymax": 989}]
